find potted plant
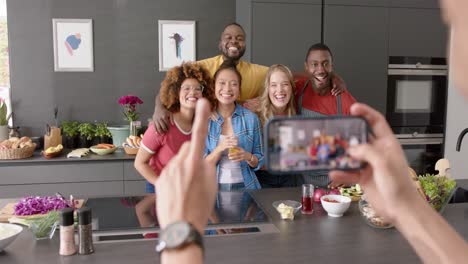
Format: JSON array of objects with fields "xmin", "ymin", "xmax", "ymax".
[
  {"xmin": 77, "ymin": 123, "xmax": 95, "ymax": 148},
  {"xmin": 61, "ymin": 121, "xmax": 80, "ymax": 149},
  {"xmin": 93, "ymin": 122, "xmax": 112, "ymax": 145}
]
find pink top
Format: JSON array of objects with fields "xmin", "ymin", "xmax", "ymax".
[{"xmin": 141, "ymin": 121, "xmax": 192, "ymax": 176}]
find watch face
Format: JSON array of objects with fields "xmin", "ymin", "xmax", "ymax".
[{"xmin": 161, "ymin": 221, "xmax": 191, "ymax": 249}]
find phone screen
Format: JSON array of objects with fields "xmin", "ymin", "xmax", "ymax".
[{"xmin": 265, "ymin": 116, "xmax": 368, "ymax": 173}]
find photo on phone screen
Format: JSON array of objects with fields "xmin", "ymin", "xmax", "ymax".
[{"xmin": 265, "ymin": 116, "xmax": 368, "ymax": 173}]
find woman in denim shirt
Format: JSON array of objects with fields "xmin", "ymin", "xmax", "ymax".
[{"xmin": 205, "ymin": 60, "xmax": 263, "ymax": 191}]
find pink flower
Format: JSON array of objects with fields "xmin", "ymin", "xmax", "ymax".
[{"xmin": 118, "ymin": 95, "xmax": 143, "ymax": 122}]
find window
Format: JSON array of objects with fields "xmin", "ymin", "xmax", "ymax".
[{"xmin": 0, "ymin": 0, "xmax": 10, "ymax": 125}]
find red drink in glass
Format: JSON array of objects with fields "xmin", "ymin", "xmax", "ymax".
[
  {"xmin": 301, "ymin": 196, "xmax": 313, "ymax": 214},
  {"xmin": 302, "ymin": 184, "xmax": 314, "ymax": 214}
]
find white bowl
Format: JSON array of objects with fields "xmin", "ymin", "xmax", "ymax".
[
  {"xmin": 0, "ymin": 223, "xmax": 23, "ymax": 252},
  {"xmin": 321, "ymin": 194, "xmax": 351, "ymax": 217}
]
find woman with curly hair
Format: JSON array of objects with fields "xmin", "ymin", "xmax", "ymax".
[
  {"xmin": 134, "ymin": 62, "xmax": 215, "ymax": 228},
  {"xmin": 256, "ymin": 64, "xmax": 299, "ymax": 188}
]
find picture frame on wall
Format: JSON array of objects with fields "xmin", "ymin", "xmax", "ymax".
[
  {"xmin": 158, "ymin": 20, "xmax": 196, "ymax": 71},
  {"xmin": 52, "ymin": 19, "xmax": 94, "ymax": 72}
]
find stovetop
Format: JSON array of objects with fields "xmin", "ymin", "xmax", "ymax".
[{"xmin": 86, "ymin": 191, "xmax": 268, "ymax": 232}]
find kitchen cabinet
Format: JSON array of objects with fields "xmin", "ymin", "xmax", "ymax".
[
  {"xmin": 325, "ymin": 0, "xmax": 389, "ymax": 6},
  {"xmin": 444, "ymin": 31, "xmax": 468, "ymax": 180},
  {"xmin": 123, "ymin": 160, "xmax": 146, "ymax": 195},
  {"xmin": 324, "ymin": 5, "xmax": 389, "ymax": 114},
  {"xmin": 389, "ymin": 0, "xmax": 440, "ymax": 8},
  {"xmin": 251, "ymin": 1, "xmax": 322, "ymax": 72},
  {"xmin": 388, "ymin": 7, "xmax": 447, "ymax": 57},
  {"xmin": 0, "ymin": 157, "xmax": 146, "ymax": 198}
]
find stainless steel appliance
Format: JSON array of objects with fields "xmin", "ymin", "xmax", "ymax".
[
  {"xmin": 84, "ymin": 193, "xmax": 276, "ymax": 242},
  {"xmin": 387, "ymin": 57, "xmax": 448, "ymax": 175},
  {"xmin": 397, "ymin": 133, "xmax": 443, "ymax": 175}
]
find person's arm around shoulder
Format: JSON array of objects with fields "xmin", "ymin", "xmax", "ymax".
[
  {"xmin": 156, "ymin": 99, "xmax": 217, "ymax": 264},
  {"xmin": 248, "ymin": 112, "xmax": 264, "ymax": 170},
  {"xmin": 152, "ymin": 93, "xmax": 173, "ymax": 134},
  {"xmin": 329, "ymin": 103, "xmax": 468, "ymax": 264}
]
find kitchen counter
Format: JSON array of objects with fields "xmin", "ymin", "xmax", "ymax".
[
  {"xmin": 2, "ymin": 187, "xmax": 468, "ymax": 264},
  {"xmin": 0, "ymin": 149, "xmax": 135, "ymax": 164}
]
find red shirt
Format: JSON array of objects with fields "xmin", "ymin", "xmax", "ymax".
[
  {"xmin": 141, "ymin": 122, "xmax": 191, "ymax": 176},
  {"xmin": 294, "ymin": 76, "xmax": 356, "ymax": 115}
]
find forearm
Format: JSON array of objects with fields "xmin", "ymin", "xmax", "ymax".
[
  {"xmin": 395, "ymin": 198, "xmax": 468, "ymax": 263},
  {"xmin": 155, "ymin": 92, "xmax": 163, "ymax": 113},
  {"xmin": 161, "ymin": 244, "xmax": 203, "ymax": 264},
  {"xmin": 205, "ymin": 149, "xmax": 222, "ymax": 164},
  {"xmin": 134, "ymin": 162, "xmax": 158, "ymax": 184}
]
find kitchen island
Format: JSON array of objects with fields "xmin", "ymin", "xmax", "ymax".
[{"xmin": 1, "ymin": 187, "xmax": 468, "ymax": 264}]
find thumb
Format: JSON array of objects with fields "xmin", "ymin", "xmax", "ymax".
[{"xmin": 348, "ymin": 144, "xmax": 380, "ymax": 165}]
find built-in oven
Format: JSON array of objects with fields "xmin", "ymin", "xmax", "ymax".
[
  {"xmin": 397, "ymin": 133, "xmax": 443, "ymax": 175},
  {"xmin": 387, "ymin": 57, "xmax": 447, "ymax": 174},
  {"xmin": 387, "ymin": 56, "xmax": 447, "ymax": 132}
]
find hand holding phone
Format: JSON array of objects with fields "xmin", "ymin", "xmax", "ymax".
[{"xmin": 265, "ymin": 116, "xmax": 368, "ymax": 174}]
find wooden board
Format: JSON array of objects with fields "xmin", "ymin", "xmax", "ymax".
[{"xmin": 0, "ymin": 199, "xmax": 85, "ymax": 222}]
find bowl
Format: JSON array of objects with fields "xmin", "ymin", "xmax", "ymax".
[
  {"xmin": 272, "ymin": 200, "xmax": 302, "ymax": 219},
  {"xmin": 358, "ymin": 199, "xmax": 394, "ymax": 229},
  {"xmin": 320, "ymin": 194, "xmax": 351, "ymax": 217},
  {"xmin": 0, "ymin": 223, "xmax": 23, "ymax": 252},
  {"xmin": 90, "ymin": 145, "xmax": 117, "ymax": 155}
]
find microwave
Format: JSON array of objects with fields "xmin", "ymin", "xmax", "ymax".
[{"xmin": 386, "ymin": 57, "xmax": 447, "ymax": 134}]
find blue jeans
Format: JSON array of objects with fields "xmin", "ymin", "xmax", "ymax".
[
  {"xmin": 146, "ymin": 182, "xmax": 155, "ymax": 193},
  {"xmin": 218, "ymin": 182, "xmax": 245, "ymax": 191}
]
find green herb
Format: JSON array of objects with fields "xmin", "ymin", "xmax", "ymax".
[
  {"xmin": 94, "ymin": 122, "xmax": 112, "ymax": 138},
  {"xmin": 78, "ymin": 123, "xmax": 95, "ymax": 140},
  {"xmin": 61, "ymin": 121, "xmax": 80, "ymax": 137},
  {"xmin": 418, "ymin": 174, "xmax": 456, "ymax": 211}
]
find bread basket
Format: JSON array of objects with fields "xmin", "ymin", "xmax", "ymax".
[
  {"xmin": 123, "ymin": 146, "xmax": 139, "ymax": 155},
  {"xmin": 0, "ymin": 143, "xmax": 37, "ymax": 160}
]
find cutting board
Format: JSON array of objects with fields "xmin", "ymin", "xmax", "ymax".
[{"xmin": 0, "ymin": 199, "xmax": 85, "ymax": 222}]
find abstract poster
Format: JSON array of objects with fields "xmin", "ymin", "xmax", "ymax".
[
  {"xmin": 158, "ymin": 20, "xmax": 196, "ymax": 71},
  {"xmin": 53, "ymin": 19, "xmax": 94, "ymax": 72}
]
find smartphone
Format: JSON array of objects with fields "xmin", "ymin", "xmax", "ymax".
[{"xmin": 264, "ymin": 116, "xmax": 368, "ymax": 174}]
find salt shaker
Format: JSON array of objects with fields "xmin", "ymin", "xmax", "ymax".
[
  {"xmin": 77, "ymin": 207, "xmax": 94, "ymax": 255},
  {"xmin": 59, "ymin": 208, "xmax": 76, "ymax": 256}
]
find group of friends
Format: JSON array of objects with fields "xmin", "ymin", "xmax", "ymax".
[{"xmin": 135, "ymin": 0, "xmax": 468, "ymax": 261}]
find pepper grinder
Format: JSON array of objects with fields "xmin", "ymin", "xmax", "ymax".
[
  {"xmin": 77, "ymin": 207, "xmax": 94, "ymax": 255},
  {"xmin": 59, "ymin": 208, "xmax": 76, "ymax": 256}
]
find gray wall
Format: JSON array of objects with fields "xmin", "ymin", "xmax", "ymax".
[{"xmin": 7, "ymin": 0, "xmax": 235, "ymax": 136}]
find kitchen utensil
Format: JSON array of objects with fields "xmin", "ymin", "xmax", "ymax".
[
  {"xmin": 44, "ymin": 126, "xmax": 62, "ymax": 151},
  {"xmin": 0, "ymin": 223, "xmax": 23, "ymax": 252}
]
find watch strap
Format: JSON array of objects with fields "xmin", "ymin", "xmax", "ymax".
[{"xmin": 156, "ymin": 221, "xmax": 204, "ymax": 254}]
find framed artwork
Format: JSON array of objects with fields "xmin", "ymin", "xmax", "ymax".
[
  {"xmin": 158, "ymin": 20, "xmax": 196, "ymax": 71},
  {"xmin": 52, "ymin": 19, "xmax": 94, "ymax": 72}
]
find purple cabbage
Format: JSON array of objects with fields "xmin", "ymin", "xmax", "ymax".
[{"xmin": 14, "ymin": 196, "xmax": 70, "ymax": 216}]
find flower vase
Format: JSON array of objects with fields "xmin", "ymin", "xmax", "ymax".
[{"xmin": 129, "ymin": 121, "xmax": 141, "ymax": 137}]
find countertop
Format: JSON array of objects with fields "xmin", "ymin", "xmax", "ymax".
[
  {"xmin": 0, "ymin": 149, "xmax": 135, "ymax": 164},
  {"xmin": 2, "ymin": 187, "xmax": 468, "ymax": 264}
]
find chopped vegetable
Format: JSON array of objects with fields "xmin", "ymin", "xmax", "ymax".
[
  {"xmin": 14, "ymin": 196, "xmax": 70, "ymax": 216},
  {"xmin": 9, "ymin": 211, "xmax": 60, "ymax": 239},
  {"xmin": 418, "ymin": 174, "xmax": 456, "ymax": 211}
]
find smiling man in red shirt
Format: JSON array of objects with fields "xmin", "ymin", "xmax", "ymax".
[{"xmin": 295, "ymin": 43, "xmax": 357, "ymax": 117}]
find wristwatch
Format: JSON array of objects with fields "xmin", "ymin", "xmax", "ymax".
[{"xmin": 155, "ymin": 221, "xmax": 204, "ymax": 254}]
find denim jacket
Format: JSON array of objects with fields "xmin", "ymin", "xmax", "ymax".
[{"xmin": 205, "ymin": 104, "xmax": 264, "ymax": 190}]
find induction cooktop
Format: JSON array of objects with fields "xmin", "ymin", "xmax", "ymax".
[{"xmin": 85, "ymin": 191, "xmax": 276, "ymax": 242}]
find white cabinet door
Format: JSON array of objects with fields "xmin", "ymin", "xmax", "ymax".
[{"xmin": 444, "ymin": 31, "xmax": 468, "ymax": 179}]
